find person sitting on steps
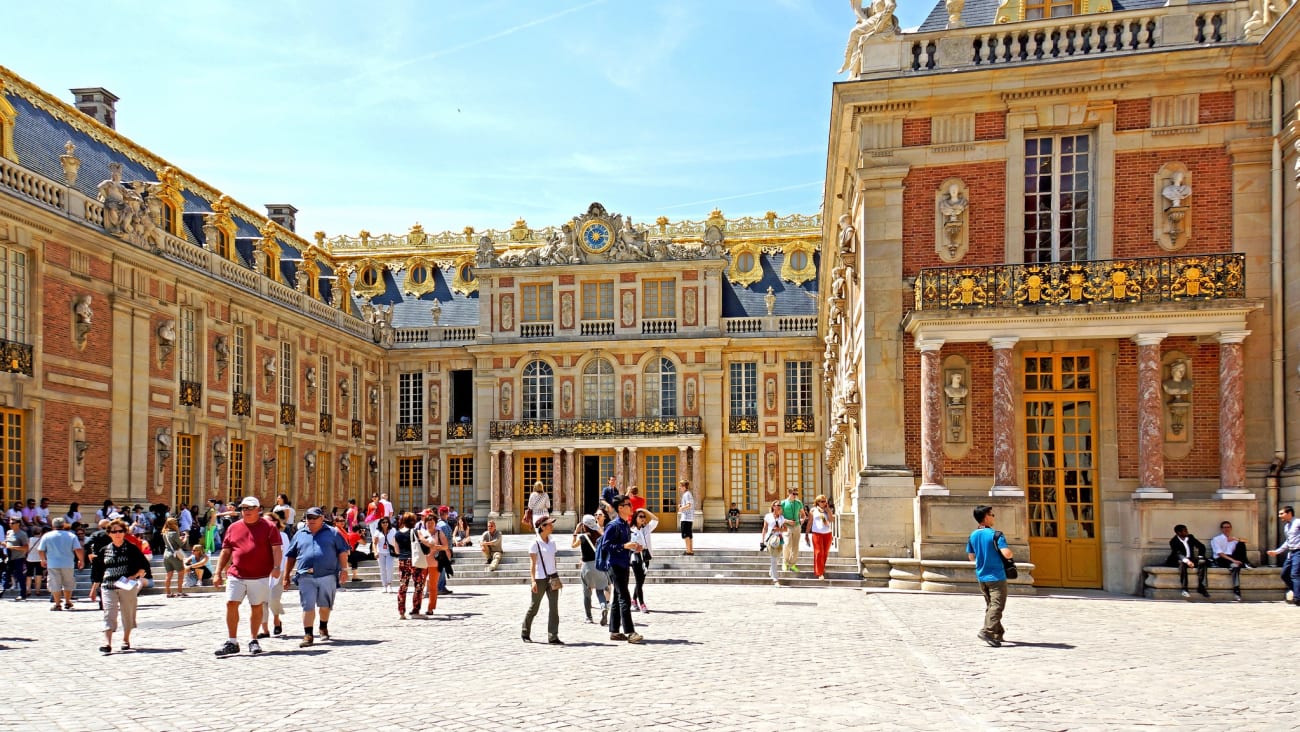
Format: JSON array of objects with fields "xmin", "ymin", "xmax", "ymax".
[{"xmin": 1165, "ymin": 524, "xmax": 1209, "ymax": 599}]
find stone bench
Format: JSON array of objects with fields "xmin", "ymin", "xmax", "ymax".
[
  {"xmin": 861, "ymin": 558, "xmax": 1037, "ymax": 594},
  {"xmin": 1143, "ymin": 565, "xmax": 1286, "ymax": 602}
]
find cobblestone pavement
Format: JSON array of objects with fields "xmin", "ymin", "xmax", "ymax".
[{"xmin": 0, "ymin": 582, "xmax": 1289, "ymax": 731}]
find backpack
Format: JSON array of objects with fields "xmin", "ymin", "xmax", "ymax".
[{"xmin": 594, "ymin": 529, "xmax": 612, "ymax": 572}]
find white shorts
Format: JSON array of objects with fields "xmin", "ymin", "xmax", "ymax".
[{"xmin": 225, "ymin": 575, "xmax": 271, "ymax": 605}]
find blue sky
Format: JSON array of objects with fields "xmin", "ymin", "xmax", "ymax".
[{"xmin": 5, "ymin": 1, "xmax": 933, "ymax": 237}]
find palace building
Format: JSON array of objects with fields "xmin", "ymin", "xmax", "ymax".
[
  {"xmin": 0, "ymin": 65, "xmax": 822, "ymax": 535},
  {"xmin": 823, "ymin": 0, "xmax": 1300, "ymax": 593}
]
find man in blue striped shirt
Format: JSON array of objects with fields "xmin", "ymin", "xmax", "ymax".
[{"xmin": 1267, "ymin": 506, "xmax": 1300, "ymax": 605}]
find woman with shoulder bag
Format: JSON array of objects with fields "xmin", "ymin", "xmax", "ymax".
[
  {"xmin": 98, "ymin": 519, "xmax": 150, "ymax": 654},
  {"xmin": 394, "ymin": 513, "xmax": 425, "ymax": 620},
  {"xmin": 629, "ymin": 509, "xmax": 658, "ymax": 612},
  {"xmin": 808, "ymin": 495, "xmax": 835, "ymax": 581},
  {"xmin": 420, "ymin": 513, "xmax": 446, "ymax": 616},
  {"xmin": 161, "ymin": 518, "xmax": 188, "ymax": 598},
  {"xmin": 572, "ymin": 514, "xmax": 610, "ymax": 625},
  {"xmin": 526, "ymin": 481, "xmax": 551, "ymax": 530},
  {"xmin": 373, "ymin": 516, "xmax": 396, "ymax": 593},
  {"xmin": 761, "ymin": 501, "xmax": 787, "ymax": 587},
  {"xmin": 522, "ymin": 516, "xmax": 562, "ymax": 645}
]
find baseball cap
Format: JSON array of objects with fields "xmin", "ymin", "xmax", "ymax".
[
  {"xmin": 239, "ymin": 496, "xmax": 261, "ymax": 509},
  {"xmin": 304, "ymin": 506, "xmax": 325, "ymax": 519},
  {"xmin": 534, "ymin": 515, "xmax": 555, "ymax": 530},
  {"xmin": 420, "ymin": 508, "xmax": 434, "ymax": 517},
  {"xmin": 438, "ymin": 505, "xmax": 450, "ymax": 514},
  {"xmin": 581, "ymin": 514, "xmax": 600, "ymax": 532}
]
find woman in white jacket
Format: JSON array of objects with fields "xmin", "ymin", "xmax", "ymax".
[
  {"xmin": 629, "ymin": 509, "xmax": 658, "ymax": 613},
  {"xmin": 373, "ymin": 516, "xmax": 397, "ymax": 593}
]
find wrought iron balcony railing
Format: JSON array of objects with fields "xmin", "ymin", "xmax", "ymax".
[
  {"xmin": 728, "ymin": 415, "xmax": 758, "ymax": 434},
  {"xmin": 446, "ymin": 421, "xmax": 473, "ymax": 440},
  {"xmin": 0, "ymin": 339, "xmax": 33, "ymax": 377},
  {"xmin": 351, "ymin": 419, "xmax": 363, "ymax": 440},
  {"xmin": 489, "ymin": 416, "xmax": 703, "ymax": 441},
  {"xmin": 232, "ymin": 391, "xmax": 251, "ymax": 417},
  {"xmin": 320, "ymin": 413, "xmax": 333, "ymax": 434},
  {"xmin": 784, "ymin": 413, "xmax": 815, "ymax": 433},
  {"xmin": 913, "ymin": 253, "xmax": 1245, "ymax": 312},
  {"xmin": 179, "ymin": 380, "xmax": 202, "ymax": 407},
  {"xmin": 279, "ymin": 403, "xmax": 296, "ymax": 426},
  {"xmin": 396, "ymin": 422, "xmax": 423, "ymax": 442}
]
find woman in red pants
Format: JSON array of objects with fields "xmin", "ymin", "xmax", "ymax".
[{"xmin": 808, "ymin": 495, "xmax": 835, "ymax": 580}]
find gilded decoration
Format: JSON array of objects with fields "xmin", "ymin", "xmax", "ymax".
[
  {"xmin": 206, "ymin": 196, "xmax": 237, "ymax": 260},
  {"xmin": 351, "ymin": 418, "xmax": 363, "ymax": 440},
  {"xmin": 407, "ymin": 223, "xmax": 427, "ymax": 247},
  {"xmin": 727, "ymin": 241, "xmax": 764, "ymax": 289},
  {"xmin": 914, "ymin": 253, "xmax": 1245, "ymax": 311},
  {"xmin": 780, "ymin": 240, "xmax": 817, "ymax": 285},
  {"xmin": 451, "ymin": 253, "xmax": 478, "ymax": 296},
  {"xmin": 256, "ymin": 221, "xmax": 282, "ymax": 282},
  {"xmin": 402, "ymin": 256, "xmax": 438, "ymax": 297},
  {"xmin": 0, "ymin": 81, "xmax": 17, "ymax": 162},
  {"xmin": 352, "ymin": 257, "xmax": 388, "ymax": 299},
  {"xmin": 509, "ymin": 218, "xmax": 532, "ymax": 242},
  {"xmin": 232, "ymin": 391, "xmax": 251, "ymax": 417},
  {"xmin": 489, "ymin": 416, "xmax": 702, "ymax": 440},
  {"xmin": 0, "ymin": 339, "xmax": 33, "ymax": 376},
  {"xmin": 179, "ymin": 380, "xmax": 202, "ymax": 407},
  {"xmin": 728, "ymin": 415, "xmax": 758, "ymax": 434},
  {"xmin": 151, "ymin": 166, "xmax": 186, "ymax": 238},
  {"xmin": 396, "ymin": 422, "xmax": 422, "ymax": 442},
  {"xmin": 279, "ymin": 402, "xmax": 296, "ymax": 426}
]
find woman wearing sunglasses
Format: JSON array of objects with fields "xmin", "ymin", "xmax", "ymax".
[{"xmin": 98, "ymin": 519, "xmax": 151, "ymax": 654}]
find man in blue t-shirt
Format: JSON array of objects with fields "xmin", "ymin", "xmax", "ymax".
[
  {"xmin": 283, "ymin": 507, "xmax": 350, "ymax": 647},
  {"xmin": 965, "ymin": 504, "xmax": 1013, "ymax": 648},
  {"xmin": 37, "ymin": 517, "xmax": 85, "ymax": 610}
]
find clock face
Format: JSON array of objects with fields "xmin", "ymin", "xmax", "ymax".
[{"xmin": 581, "ymin": 221, "xmax": 613, "ymax": 253}]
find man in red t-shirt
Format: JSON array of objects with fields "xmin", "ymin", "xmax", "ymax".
[{"xmin": 213, "ymin": 497, "xmax": 282, "ymax": 657}]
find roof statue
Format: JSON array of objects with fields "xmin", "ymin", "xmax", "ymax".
[{"xmin": 839, "ymin": 0, "xmax": 899, "ymax": 78}]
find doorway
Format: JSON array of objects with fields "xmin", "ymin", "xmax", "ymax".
[
  {"xmin": 581, "ymin": 453, "xmax": 615, "ymax": 515},
  {"xmin": 1024, "ymin": 352, "xmax": 1101, "ymax": 588}
]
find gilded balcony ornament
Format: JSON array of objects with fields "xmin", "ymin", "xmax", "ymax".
[
  {"xmin": 319, "ymin": 413, "xmax": 333, "ymax": 434},
  {"xmin": 232, "ymin": 391, "xmax": 251, "ymax": 417},
  {"xmin": 179, "ymin": 380, "xmax": 202, "ymax": 407},
  {"xmin": 279, "ymin": 403, "xmax": 296, "ymax": 426},
  {"xmin": 351, "ymin": 419, "xmax": 363, "ymax": 440},
  {"xmin": 408, "ymin": 222, "xmax": 427, "ymax": 247},
  {"xmin": 396, "ymin": 422, "xmax": 422, "ymax": 442}
]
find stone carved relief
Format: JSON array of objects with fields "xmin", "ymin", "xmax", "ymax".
[
  {"xmin": 839, "ymin": 0, "xmax": 899, "ymax": 78},
  {"xmin": 157, "ymin": 320, "xmax": 176, "ymax": 363},
  {"xmin": 338, "ymin": 376, "xmax": 350, "ymax": 402},
  {"xmin": 72, "ymin": 294, "xmax": 93, "ymax": 349},
  {"xmin": 837, "ymin": 214, "xmax": 856, "ymax": 259},
  {"xmin": 70, "ymin": 418, "xmax": 87, "ymax": 487},
  {"xmin": 214, "ymin": 335, "xmax": 229, "ymax": 379},
  {"xmin": 1156, "ymin": 163, "xmax": 1192, "ymax": 251},
  {"xmin": 430, "ymin": 300, "xmax": 442, "ymax": 326},
  {"xmin": 305, "ymin": 367, "xmax": 318, "ymax": 398},
  {"xmin": 212, "ymin": 437, "xmax": 228, "ymax": 469},
  {"xmin": 561, "ymin": 380, "xmax": 573, "ymax": 415},
  {"xmin": 1162, "ymin": 356, "xmax": 1194, "ymax": 443},
  {"xmin": 560, "ymin": 291, "xmax": 574, "ymax": 330},
  {"xmin": 429, "ymin": 382, "xmax": 440, "ymax": 422},
  {"xmin": 339, "ymin": 453, "xmax": 351, "ymax": 473},
  {"xmin": 155, "ymin": 427, "xmax": 172, "ymax": 488},
  {"xmin": 60, "ymin": 141, "xmax": 81, "ymax": 187},
  {"xmin": 263, "ymin": 355, "xmax": 277, "ymax": 391},
  {"xmin": 99, "ymin": 163, "xmax": 162, "ymax": 249},
  {"xmin": 620, "ymin": 290, "xmax": 635, "ymax": 328},
  {"xmin": 361, "ymin": 304, "xmax": 395, "ymax": 347},
  {"xmin": 935, "ymin": 178, "xmax": 969, "ymax": 263},
  {"xmin": 500, "ymin": 382, "xmax": 512, "ymax": 419},
  {"xmin": 944, "ymin": 368, "xmax": 969, "ymax": 444},
  {"xmin": 622, "ymin": 379, "xmax": 635, "ymax": 415},
  {"xmin": 683, "ymin": 288, "xmax": 698, "ymax": 326},
  {"xmin": 765, "ymin": 376, "xmax": 777, "ymax": 412},
  {"xmin": 304, "ymin": 449, "xmax": 317, "ymax": 480},
  {"xmin": 685, "ymin": 377, "xmax": 697, "ymax": 412},
  {"xmin": 500, "ymin": 295, "xmax": 514, "ymax": 332}
]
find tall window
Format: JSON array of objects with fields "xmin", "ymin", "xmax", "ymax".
[
  {"xmin": 228, "ymin": 439, "xmax": 247, "ymax": 503},
  {"xmin": 729, "ymin": 450, "xmax": 759, "ymax": 512},
  {"xmin": 350, "ymin": 451, "xmax": 364, "ymax": 503},
  {"xmin": 582, "ymin": 358, "xmax": 615, "ymax": 418},
  {"xmin": 643, "ymin": 358, "xmax": 677, "ymax": 418},
  {"xmin": 233, "ymin": 326, "xmax": 248, "ymax": 395},
  {"xmin": 1024, "ymin": 0, "xmax": 1076, "ymax": 20},
  {"xmin": 447, "ymin": 455, "xmax": 473, "ymax": 515},
  {"xmin": 0, "ymin": 409, "xmax": 22, "ymax": 506},
  {"xmin": 277, "ymin": 445, "xmax": 294, "ymax": 505},
  {"xmin": 785, "ymin": 361, "xmax": 813, "ymax": 416},
  {"xmin": 522, "ymin": 360, "xmax": 554, "ymax": 421},
  {"xmin": 643, "ymin": 279, "xmax": 675, "ymax": 318},
  {"xmin": 642, "ymin": 452, "xmax": 678, "ymax": 514},
  {"xmin": 399, "ymin": 372, "xmax": 424, "ymax": 424},
  {"xmin": 521, "ymin": 284, "xmax": 553, "ymax": 323},
  {"xmin": 0, "ymin": 245, "xmax": 28, "ymax": 342},
  {"xmin": 729, "ymin": 362, "xmax": 758, "ymax": 418},
  {"xmin": 582, "ymin": 281, "xmax": 613, "ymax": 320},
  {"xmin": 522, "ymin": 454, "xmax": 554, "ymax": 505},
  {"xmin": 178, "ymin": 308, "xmax": 197, "ymax": 382},
  {"xmin": 785, "ymin": 450, "xmax": 817, "ymax": 506},
  {"xmin": 351, "ymin": 366, "xmax": 360, "ymax": 421},
  {"xmin": 318, "ymin": 451, "xmax": 333, "ymax": 509},
  {"xmin": 1024, "ymin": 134, "xmax": 1091, "ymax": 263},
  {"xmin": 397, "ymin": 456, "xmax": 423, "ymax": 514},
  {"xmin": 279, "ymin": 342, "xmax": 294, "ymax": 405},
  {"xmin": 176, "ymin": 433, "xmax": 194, "ymax": 508},
  {"xmin": 320, "ymin": 355, "xmax": 331, "ymax": 416}
]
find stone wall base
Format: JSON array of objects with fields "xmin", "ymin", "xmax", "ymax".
[
  {"xmin": 1143, "ymin": 566, "xmax": 1286, "ymax": 602},
  {"xmin": 862, "ymin": 557, "xmax": 1037, "ymax": 595}
]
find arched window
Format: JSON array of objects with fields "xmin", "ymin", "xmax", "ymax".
[
  {"xmin": 359, "ymin": 267, "xmax": 379, "ymax": 287},
  {"xmin": 643, "ymin": 358, "xmax": 677, "ymax": 418},
  {"xmin": 522, "ymin": 360, "xmax": 554, "ymax": 421},
  {"xmin": 582, "ymin": 358, "xmax": 615, "ymax": 418}
]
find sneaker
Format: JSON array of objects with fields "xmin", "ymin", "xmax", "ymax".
[
  {"xmin": 548, "ymin": 637, "xmax": 564, "ymax": 645},
  {"xmin": 977, "ymin": 631, "xmax": 1001, "ymax": 648},
  {"xmin": 299, "ymin": 636, "xmax": 314, "ymax": 648},
  {"xmin": 626, "ymin": 633, "xmax": 644, "ymax": 644},
  {"xmin": 214, "ymin": 640, "xmax": 240, "ymax": 657},
  {"xmin": 584, "ymin": 616, "xmax": 594, "ymax": 624},
  {"xmin": 790, "ymin": 565, "xmax": 800, "ymax": 572},
  {"xmin": 600, "ymin": 607, "xmax": 608, "ymax": 626},
  {"xmin": 442, "ymin": 588, "xmax": 453, "ymax": 594},
  {"xmin": 610, "ymin": 632, "xmax": 628, "ymax": 641},
  {"xmin": 639, "ymin": 602, "xmax": 649, "ymax": 613},
  {"xmin": 319, "ymin": 631, "xmax": 330, "ymax": 641},
  {"xmin": 1244, "ymin": 563, "xmax": 1256, "ymax": 570},
  {"xmin": 248, "ymin": 639, "xmax": 263, "ymax": 655},
  {"xmin": 1234, "ymin": 593, "xmax": 1243, "ymax": 602},
  {"xmin": 1288, "ymin": 590, "xmax": 1295, "ymax": 603},
  {"xmin": 1181, "ymin": 590, "xmax": 1190, "ymax": 598},
  {"xmin": 773, "ymin": 580, "xmax": 780, "ymax": 587}
]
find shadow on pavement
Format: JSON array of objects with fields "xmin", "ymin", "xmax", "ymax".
[
  {"xmin": 319, "ymin": 638, "xmax": 385, "ymax": 647},
  {"xmin": 638, "ymin": 610, "xmax": 703, "ymax": 615},
  {"xmin": 640, "ymin": 638, "xmax": 702, "ymax": 646},
  {"xmin": 439, "ymin": 592, "xmax": 486, "ymax": 598},
  {"xmin": 1002, "ymin": 640, "xmax": 1075, "ymax": 649},
  {"xmin": 122, "ymin": 647, "xmax": 185, "ymax": 654}
]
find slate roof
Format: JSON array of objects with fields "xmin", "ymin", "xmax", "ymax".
[
  {"xmin": 721, "ymin": 251, "xmax": 820, "ymax": 318},
  {"xmin": 352, "ymin": 267, "xmax": 479, "ymax": 329},
  {"xmin": 918, "ymin": 0, "xmax": 1220, "ymax": 33}
]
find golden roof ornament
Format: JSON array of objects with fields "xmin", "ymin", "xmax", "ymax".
[
  {"xmin": 510, "ymin": 218, "xmax": 531, "ymax": 241},
  {"xmin": 408, "ymin": 223, "xmax": 427, "ymax": 247},
  {"xmin": 707, "ymin": 208, "xmax": 726, "ymax": 230}
]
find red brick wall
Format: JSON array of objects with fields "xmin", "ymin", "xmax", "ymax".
[
  {"xmin": 974, "ymin": 111, "xmax": 1006, "ymax": 141},
  {"xmin": 1116, "ymin": 99, "xmax": 1150, "ymax": 131},
  {"xmin": 1116, "ymin": 337, "xmax": 1221, "ymax": 480},
  {"xmin": 1198, "ymin": 91, "xmax": 1234, "ymax": 124},
  {"xmin": 40, "ymin": 401, "xmax": 111, "ymax": 504},
  {"xmin": 903, "ymin": 162, "xmax": 1007, "ymax": 277},
  {"xmin": 903, "ymin": 118, "xmax": 931, "ymax": 147},
  {"xmin": 902, "ymin": 339, "xmax": 994, "ymax": 477},
  {"xmin": 1113, "ymin": 147, "xmax": 1232, "ymax": 258}
]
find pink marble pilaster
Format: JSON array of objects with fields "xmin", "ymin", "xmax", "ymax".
[
  {"xmin": 627, "ymin": 447, "xmax": 639, "ymax": 489},
  {"xmin": 552, "ymin": 448, "xmax": 563, "ymax": 512},
  {"xmin": 564, "ymin": 449, "xmax": 575, "ymax": 513},
  {"xmin": 989, "ymin": 337, "xmax": 1021, "ymax": 495},
  {"xmin": 615, "ymin": 448, "xmax": 625, "ymax": 490},
  {"xmin": 502, "ymin": 450, "xmax": 515, "ymax": 513},
  {"xmin": 691, "ymin": 448, "xmax": 702, "ymax": 519},
  {"xmin": 1133, "ymin": 333, "xmax": 1170, "ymax": 498},
  {"xmin": 1216, "ymin": 331, "xmax": 1252, "ymax": 498},
  {"xmin": 917, "ymin": 339, "xmax": 946, "ymax": 495},
  {"xmin": 489, "ymin": 450, "xmax": 500, "ymax": 515}
]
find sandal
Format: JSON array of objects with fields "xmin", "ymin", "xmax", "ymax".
[
  {"xmin": 98, "ymin": 645, "xmax": 111, "ymax": 654},
  {"xmin": 121, "ymin": 642, "xmax": 130, "ymax": 651}
]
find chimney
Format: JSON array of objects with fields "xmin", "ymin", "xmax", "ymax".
[
  {"xmin": 265, "ymin": 204, "xmax": 298, "ymax": 233},
  {"xmin": 69, "ymin": 87, "xmax": 119, "ymax": 129}
]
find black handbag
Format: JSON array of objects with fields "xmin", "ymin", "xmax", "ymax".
[{"xmin": 993, "ymin": 530, "xmax": 1017, "ymax": 580}]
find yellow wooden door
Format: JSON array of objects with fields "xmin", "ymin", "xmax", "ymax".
[
  {"xmin": 1025, "ymin": 353, "xmax": 1101, "ymax": 588},
  {"xmin": 640, "ymin": 450, "xmax": 678, "ymax": 531}
]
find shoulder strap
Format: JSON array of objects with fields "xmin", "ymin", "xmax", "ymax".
[{"xmin": 534, "ymin": 540, "xmax": 551, "ymax": 575}]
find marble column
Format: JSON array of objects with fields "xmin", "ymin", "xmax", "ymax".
[
  {"xmin": 1216, "ymin": 331, "xmax": 1254, "ymax": 499},
  {"xmin": 502, "ymin": 450, "xmax": 515, "ymax": 514},
  {"xmin": 917, "ymin": 339, "xmax": 947, "ymax": 495},
  {"xmin": 627, "ymin": 446, "xmax": 639, "ymax": 489},
  {"xmin": 989, "ymin": 337, "xmax": 1022, "ymax": 496},
  {"xmin": 691, "ymin": 447, "xmax": 702, "ymax": 522},
  {"xmin": 489, "ymin": 449, "xmax": 500, "ymax": 516},
  {"xmin": 615, "ymin": 448, "xmax": 625, "ymax": 490},
  {"xmin": 1132, "ymin": 333, "xmax": 1171, "ymax": 499},
  {"xmin": 564, "ymin": 449, "xmax": 575, "ymax": 514},
  {"xmin": 551, "ymin": 448, "xmax": 563, "ymax": 512}
]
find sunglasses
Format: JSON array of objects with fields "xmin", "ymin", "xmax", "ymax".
[{"xmin": 107, "ymin": 529, "xmax": 125, "ymax": 534}]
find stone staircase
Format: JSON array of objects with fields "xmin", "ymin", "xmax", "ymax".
[{"xmin": 64, "ymin": 547, "xmax": 867, "ymax": 595}]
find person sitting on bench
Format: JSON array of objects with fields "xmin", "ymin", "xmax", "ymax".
[
  {"xmin": 1165, "ymin": 524, "xmax": 1209, "ymax": 599},
  {"xmin": 1210, "ymin": 520, "xmax": 1253, "ymax": 601}
]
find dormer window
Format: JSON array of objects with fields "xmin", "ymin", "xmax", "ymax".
[
  {"xmin": 409, "ymin": 264, "xmax": 428, "ymax": 286},
  {"xmin": 1025, "ymin": 0, "xmax": 1076, "ymax": 20},
  {"xmin": 359, "ymin": 267, "xmax": 379, "ymax": 288}
]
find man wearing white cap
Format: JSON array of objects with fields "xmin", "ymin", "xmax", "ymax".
[{"xmin": 213, "ymin": 497, "xmax": 282, "ymax": 657}]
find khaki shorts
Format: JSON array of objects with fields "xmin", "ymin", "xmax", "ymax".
[
  {"xmin": 225, "ymin": 575, "xmax": 271, "ymax": 605},
  {"xmin": 47, "ymin": 567, "xmax": 75, "ymax": 593}
]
